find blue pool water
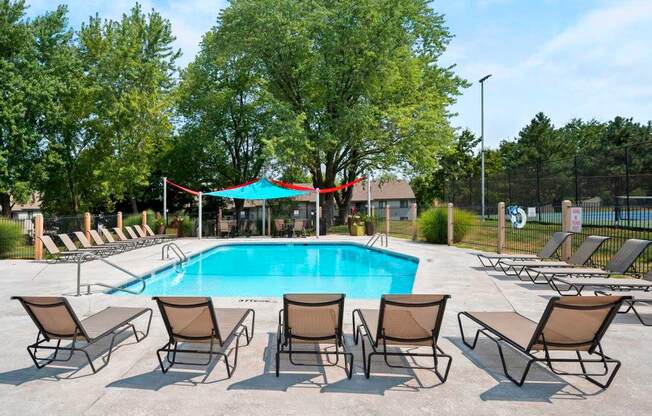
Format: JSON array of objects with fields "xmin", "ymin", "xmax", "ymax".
[{"xmin": 118, "ymin": 243, "xmax": 418, "ymax": 298}]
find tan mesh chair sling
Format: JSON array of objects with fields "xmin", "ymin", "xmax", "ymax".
[
  {"xmin": 458, "ymin": 295, "xmax": 630, "ymax": 388},
  {"xmin": 113, "ymin": 227, "xmax": 148, "ymax": 247},
  {"xmin": 498, "ymin": 236, "xmax": 610, "ymax": 283},
  {"xmin": 89, "ymin": 229, "xmax": 131, "ymax": 253},
  {"xmin": 153, "ymin": 297, "xmax": 255, "ymax": 377},
  {"xmin": 58, "ymin": 233, "xmax": 110, "ymax": 258},
  {"xmin": 134, "ymin": 225, "xmax": 166, "ymax": 244},
  {"xmin": 12, "ymin": 296, "xmax": 152, "ymax": 373},
  {"xmin": 125, "ymin": 226, "xmax": 157, "ymax": 246},
  {"xmin": 276, "ymin": 294, "xmax": 353, "ymax": 378},
  {"xmin": 273, "ymin": 219, "xmax": 286, "ymax": 237},
  {"xmin": 74, "ymin": 231, "xmax": 120, "ymax": 256},
  {"xmin": 292, "ymin": 220, "xmax": 306, "ymax": 238},
  {"xmin": 476, "ymin": 232, "xmax": 572, "ymax": 270},
  {"xmin": 352, "ymin": 295, "xmax": 452, "ymax": 381},
  {"xmin": 38, "ymin": 235, "xmax": 86, "ymax": 263},
  {"xmin": 143, "ymin": 224, "xmax": 174, "ymax": 241}
]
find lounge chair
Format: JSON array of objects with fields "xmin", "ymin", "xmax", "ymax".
[
  {"xmin": 12, "ymin": 296, "xmax": 152, "ymax": 373},
  {"xmin": 458, "ymin": 295, "xmax": 630, "ymax": 388},
  {"xmin": 531, "ymin": 239, "xmax": 652, "ymax": 294},
  {"xmin": 100, "ymin": 227, "xmax": 137, "ymax": 250},
  {"xmin": 352, "ymin": 294, "xmax": 452, "ymax": 381},
  {"xmin": 292, "ymin": 220, "xmax": 306, "ymax": 238},
  {"xmin": 143, "ymin": 224, "xmax": 174, "ymax": 241},
  {"xmin": 74, "ymin": 231, "xmax": 120, "ymax": 256},
  {"xmin": 499, "ymin": 236, "xmax": 610, "ymax": 282},
  {"xmin": 38, "ymin": 235, "xmax": 86, "ymax": 263},
  {"xmin": 273, "ymin": 219, "xmax": 286, "ymax": 237},
  {"xmin": 133, "ymin": 225, "xmax": 164, "ymax": 244},
  {"xmin": 218, "ymin": 221, "xmax": 231, "ymax": 238},
  {"xmin": 476, "ymin": 232, "xmax": 572, "ymax": 270},
  {"xmin": 58, "ymin": 233, "xmax": 110, "ymax": 258},
  {"xmin": 113, "ymin": 227, "xmax": 148, "ymax": 247},
  {"xmin": 125, "ymin": 226, "xmax": 157, "ymax": 245},
  {"xmin": 89, "ymin": 229, "xmax": 130, "ymax": 253},
  {"xmin": 153, "ymin": 297, "xmax": 255, "ymax": 377},
  {"xmin": 276, "ymin": 294, "xmax": 353, "ymax": 378},
  {"xmin": 592, "ymin": 272, "xmax": 652, "ymax": 325}
]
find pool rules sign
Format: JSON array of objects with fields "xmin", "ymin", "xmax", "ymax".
[{"xmin": 569, "ymin": 207, "xmax": 582, "ymax": 233}]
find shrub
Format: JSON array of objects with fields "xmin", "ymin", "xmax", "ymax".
[
  {"xmin": 418, "ymin": 207, "xmax": 475, "ymax": 244},
  {"xmin": 0, "ymin": 221, "xmax": 24, "ymax": 256},
  {"xmin": 123, "ymin": 209, "xmax": 157, "ymax": 230}
]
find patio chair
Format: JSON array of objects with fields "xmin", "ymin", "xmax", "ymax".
[
  {"xmin": 532, "ymin": 239, "xmax": 652, "ymax": 294},
  {"xmin": 58, "ymin": 233, "xmax": 109, "ymax": 258},
  {"xmin": 273, "ymin": 219, "xmax": 285, "ymax": 237},
  {"xmin": 133, "ymin": 225, "xmax": 165, "ymax": 244},
  {"xmin": 352, "ymin": 294, "xmax": 452, "ymax": 381},
  {"xmin": 499, "ymin": 236, "xmax": 610, "ymax": 282},
  {"xmin": 244, "ymin": 221, "xmax": 257, "ymax": 237},
  {"xmin": 12, "ymin": 296, "xmax": 152, "ymax": 373},
  {"xmin": 74, "ymin": 231, "xmax": 119, "ymax": 256},
  {"xmin": 218, "ymin": 221, "xmax": 231, "ymax": 238},
  {"xmin": 276, "ymin": 294, "xmax": 353, "ymax": 378},
  {"xmin": 592, "ymin": 272, "xmax": 652, "ymax": 326},
  {"xmin": 476, "ymin": 232, "xmax": 572, "ymax": 270},
  {"xmin": 458, "ymin": 295, "xmax": 630, "ymax": 388},
  {"xmin": 38, "ymin": 235, "xmax": 86, "ymax": 263},
  {"xmin": 153, "ymin": 297, "xmax": 255, "ymax": 377},
  {"xmin": 125, "ymin": 226, "xmax": 158, "ymax": 245},
  {"xmin": 143, "ymin": 224, "xmax": 174, "ymax": 241},
  {"xmin": 292, "ymin": 220, "xmax": 306, "ymax": 238},
  {"xmin": 100, "ymin": 227, "xmax": 137, "ymax": 251}
]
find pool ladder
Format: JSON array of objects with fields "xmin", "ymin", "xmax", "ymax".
[
  {"xmin": 161, "ymin": 242, "xmax": 188, "ymax": 263},
  {"xmin": 366, "ymin": 232, "xmax": 388, "ymax": 248}
]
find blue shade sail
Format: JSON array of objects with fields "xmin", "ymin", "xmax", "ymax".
[{"xmin": 205, "ymin": 178, "xmax": 310, "ymax": 200}]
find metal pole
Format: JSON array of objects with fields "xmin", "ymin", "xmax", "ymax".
[
  {"xmin": 367, "ymin": 175, "xmax": 372, "ymax": 216},
  {"xmin": 315, "ymin": 190, "xmax": 320, "ymax": 238},
  {"xmin": 262, "ymin": 200, "xmax": 266, "ymax": 236},
  {"xmin": 198, "ymin": 191, "xmax": 202, "ymax": 239},
  {"xmin": 625, "ymin": 147, "xmax": 631, "ymax": 227},
  {"xmin": 163, "ymin": 177, "xmax": 167, "ymax": 225},
  {"xmin": 479, "ymin": 74, "xmax": 492, "ymax": 220}
]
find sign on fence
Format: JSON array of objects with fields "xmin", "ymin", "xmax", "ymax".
[
  {"xmin": 527, "ymin": 207, "xmax": 536, "ymax": 218},
  {"xmin": 570, "ymin": 207, "xmax": 582, "ymax": 232}
]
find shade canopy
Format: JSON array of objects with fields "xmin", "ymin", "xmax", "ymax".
[{"xmin": 205, "ymin": 178, "xmax": 310, "ymax": 200}]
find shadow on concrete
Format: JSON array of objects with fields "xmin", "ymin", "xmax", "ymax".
[
  {"xmin": 446, "ymin": 336, "xmax": 596, "ymax": 402},
  {"xmin": 226, "ymin": 333, "xmax": 446, "ymax": 394}
]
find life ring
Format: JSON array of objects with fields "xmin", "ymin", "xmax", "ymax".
[{"xmin": 507, "ymin": 206, "xmax": 527, "ymax": 229}]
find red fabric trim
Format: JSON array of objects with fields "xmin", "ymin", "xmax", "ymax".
[
  {"xmin": 220, "ymin": 178, "xmax": 260, "ymax": 191},
  {"xmin": 166, "ymin": 179, "xmax": 199, "ymax": 196},
  {"xmin": 270, "ymin": 177, "xmax": 366, "ymax": 193}
]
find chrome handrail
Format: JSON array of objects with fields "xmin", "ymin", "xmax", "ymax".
[
  {"xmin": 76, "ymin": 252, "xmax": 146, "ymax": 296},
  {"xmin": 366, "ymin": 232, "xmax": 388, "ymax": 248},
  {"xmin": 161, "ymin": 242, "xmax": 188, "ymax": 263}
]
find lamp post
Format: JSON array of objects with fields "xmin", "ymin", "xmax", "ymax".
[{"xmin": 479, "ymin": 74, "xmax": 492, "ymax": 220}]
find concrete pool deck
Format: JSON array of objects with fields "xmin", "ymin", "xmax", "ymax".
[{"xmin": 0, "ymin": 236, "xmax": 650, "ymax": 415}]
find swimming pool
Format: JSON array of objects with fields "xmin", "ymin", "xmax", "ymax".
[{"xmin": 117, "ymin": 243, "xmax": 418, "ymax": 299}]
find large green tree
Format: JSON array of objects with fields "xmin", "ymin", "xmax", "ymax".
[{"xmin": 215, "ymin": 0, "xmax": 466, "ymax": 226}]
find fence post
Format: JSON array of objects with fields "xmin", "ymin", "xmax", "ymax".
[
  {"xmin": 83, "ymin": 212, "xmax": 91, "ymax": 241},
  {"xmin": 411, "ymin": 203, "xmax": 418, "ymax": 240},
  {"xmin": 447, "ymin": 203, "xmax": 454, "ymax": 245},
  {"xmin": 217, "ymin": 207, "xmax": 222, "ymax": 239},
  {"xmin": 561, "ymin": 200, "xmax": 572, "ymax": 260},
  {"xmin": 117, "ymin": 211, "xmax": 123, "ymax": 229},
  {"xmin": 497, "ymin": 202, "xmax": 505, "ymax": 254},
  {"xmin": 385, "ymin": 205, "xmax": 390, "ymax": 235},
  {"xmin": 141, "ymin": 210, "xmax": 147, "ymax": 228},
  {"xmin": 34, "ymin": 214, "xmax": 43, "ymax": 260}
]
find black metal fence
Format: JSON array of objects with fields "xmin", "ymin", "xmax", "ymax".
[{"xmin": 0, "ymin": 217, "xmax": 34, "ymax": 259}]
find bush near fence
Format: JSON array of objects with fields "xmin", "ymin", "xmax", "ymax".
[{"xmin": 0, "ymin": 219, "xmax": 33, "ymax": 259}]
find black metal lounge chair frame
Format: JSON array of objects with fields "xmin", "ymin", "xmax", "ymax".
[
  {"xmin": 352, "ymin": 296, "xmax": 452, "ymax": 381},
  {"xmin": 13, "ymin": 297, "xmax": 152, "ymax": 373},
  {"xmin": 457, "ymin": 298, "xmax": 628, "ymax": 389},
  {"xmin": 275, "ymin": 296, "xmax": 353, "ymax": 379},
  {"xmin": 477, "ymin": 232, "xmax": 572, "ymax": 271},
  {"xmin": 154, "ymin": 297, "xmax": 255, "ymax": 378}
]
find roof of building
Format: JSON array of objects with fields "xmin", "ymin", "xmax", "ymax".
[{"xmin": 11, "ymin": 193, "xmax": 41, "ymax": 212}]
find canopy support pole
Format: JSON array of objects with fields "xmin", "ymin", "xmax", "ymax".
[
  {"xmin": 262, "ymin": 200, "xmax": 266, "ymax": 236},
  {"xmin": 198, "ymin": 191, "xmax": 203, "ymax": 239},
  {"xmin": 163, "ymin": 177, "xmax": 167, "ymax": 225},
  {"xmin": 315, "ymin": 190, "xmax": 320, "ymax": 238}
]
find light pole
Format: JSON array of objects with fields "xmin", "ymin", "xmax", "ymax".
[{"xmin": 479, "ymin": 74, "xmax": 492, "ymax": 220}]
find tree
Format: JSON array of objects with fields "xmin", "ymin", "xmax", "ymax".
[
  {"xmin": 216, "ymin": 0, "xmax": 466, "ymax": 226},
  {"xmin": 0, "ymin": 0, "xmax": 61, "ymax": 216},
  {"xmin": 77, "ymin": 4, "xmax": 180, "ymax": 213}
]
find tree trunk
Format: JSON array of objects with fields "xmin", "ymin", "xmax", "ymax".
[
  {"xmin": 130, "ymin": 197, "xmax": 138, "ymax": 214},
  {"xmin": 335, "ymin": 188, "xmax": 353, "ymax": 225},
  {"xmin": 234, "ymin": 198, "xmax": 245, "ymax": 229},
  {"xmin": 0, "ymin": 193, "xmax": 12, "ymax": 217}
]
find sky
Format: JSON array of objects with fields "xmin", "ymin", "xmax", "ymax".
[{"xmin": 24, "ymin": 0, "xmax": 652, "ymax": 148}]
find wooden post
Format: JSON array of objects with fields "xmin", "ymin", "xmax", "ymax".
[
  {"xmin": 385, "ymin": 204, "xmax": 390, "ymax": 234},
  {"xmin": 141, "ymin": 210, "xmax": 147, "ymax": 228},
  {"xmin": 497, "ymin": 202, "xmax": 505, "ymax": 253},
  {"xmin": 217, "ymin": 208, "xmax": 222, "ymax": 239},
  {"xmin": 561, "ymin": 200, "xmax": 572, "ymax": 260},
  {"xmin": 117, "ymin": 211, "xmax": 123, "ymax": 229},
  {"xmin": 447, "ymin": 203, "xmax": 454, "ymax": 245},
  {"xmin": 411, "ymin": 203, "xmax": 418, "ymax": 241},
  {"xmin": 33, "ymin": 214, "xmax": 43, "ymax": 260},
  {"xmin": 83, "ymin": 212, "xmax": 91, "ymax": 241}
]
